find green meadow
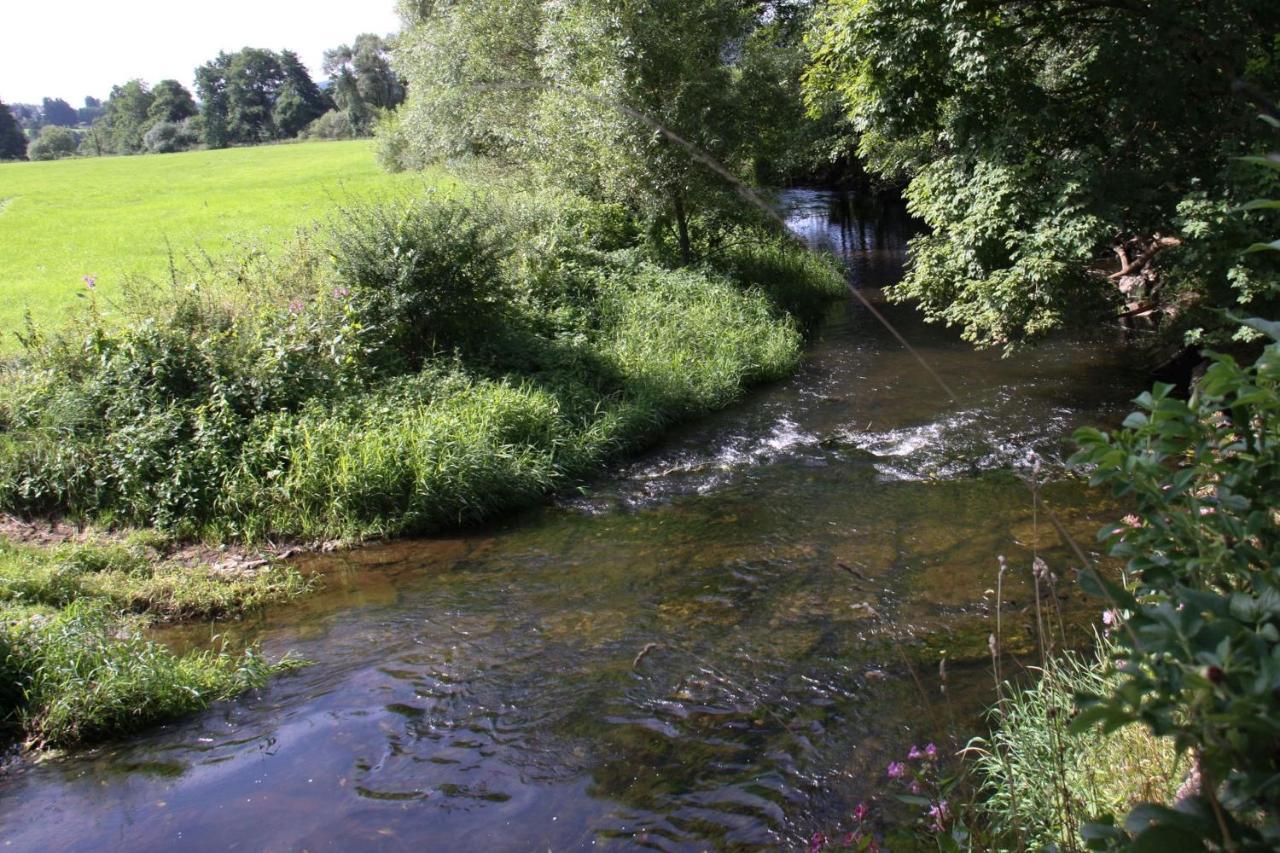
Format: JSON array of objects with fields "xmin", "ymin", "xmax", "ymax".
[{"xmin": 0, "ymin": 140, "xmax": 435, "ymax": 352}]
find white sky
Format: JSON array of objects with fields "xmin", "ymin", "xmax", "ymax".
[{"xmin": 0, "ymin": 1, "xmax": 403, "ymax": 106}]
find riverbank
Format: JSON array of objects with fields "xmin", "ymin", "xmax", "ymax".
[{"xmin": 0, "ymin": 179, "xmax": 846, "ymax": 747}]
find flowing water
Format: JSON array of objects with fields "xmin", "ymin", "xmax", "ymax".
[{"xmin": 0, "ymin": 190, "xmax": 1147, "ymax": 851}]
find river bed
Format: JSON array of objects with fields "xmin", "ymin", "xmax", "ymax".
[{"xmin": 0, "ymin": 189, "xmax": 1146, "ymax": 851}]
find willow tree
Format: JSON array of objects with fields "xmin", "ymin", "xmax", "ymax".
[
  {"xmin": 806, "ymin": 0, "xmax": 1280, "ymax": 349},
  {"xmin": 390, "ymin": 0, "xmax": 784, "ymax": 263}
]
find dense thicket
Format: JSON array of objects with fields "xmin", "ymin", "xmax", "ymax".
[{"xmin": 806, "ymin": 0, "xmax": 1280, "ymax": 350}]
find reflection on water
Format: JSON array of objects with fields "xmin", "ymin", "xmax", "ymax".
[{"xmin": 0, "ymin": 189, "xmax": 1144, "ymax": 851}]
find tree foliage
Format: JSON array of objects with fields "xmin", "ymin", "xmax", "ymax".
[
  {"xmin": 389, "ymin": 0, "xmax": 824, "ymax": 262},
  {"xmin": 146, "ymin": 80, "xmax": 197, "ymax": 125},
  {"xmin": 806, "ymin": 0, "xmax": 1280, "ymax": 348},
  {"xmin": 26, "ymin": 126, "xmax": 79, "ymax": 161},
  {"xmin": 98, "ymin": 79, "xmax": 156, "ymax": 154},
  {"xmin": 0, "ymin": 100, "xmax": 26, "ymax": 161},
  {"xmin": 40, "ymin": 98, "xmax": 78, "ymax": 128},
  {"xmin": 323, "ymin": 33, "xmax": 404, "ymax": 136},
  {"xmin": 195, "ymin": 49, "xmax": 330, "ymax": 147}
]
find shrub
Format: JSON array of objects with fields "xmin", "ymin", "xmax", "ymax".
[
  {"xmin": 1070, "ymin": 324, "xmax": 1280, "ymax": 848},
  {"xmin": 142, "ymin": 118, "xmax": 201, "ymax": 154},
  {"xmin": 26, "ymin": 126, "xmax": 78, "ymax": 161},
  {"xmin": 300, "ymin": 110, "xmax": 359, "ymax": 141}
]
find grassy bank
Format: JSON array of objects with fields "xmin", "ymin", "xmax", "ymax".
[
  {"xmin": 0, "ymin": 190, "xmax": 846, "ymax": 543},
  {"xmin": 0, "ymin": 536, "xmax": 308, "ymax": 748},
  {"xmin": 0, "ymin": 141, "xmax": 431, "ymax": 352}
]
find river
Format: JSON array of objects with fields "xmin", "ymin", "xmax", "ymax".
[{"xmin": 0, "ymin": 189, "xmax": 1146, "ymax": 850}]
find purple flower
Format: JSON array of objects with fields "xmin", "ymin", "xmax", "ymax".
[
  {"xmin": 332, "ymin": 286, "xmax": 350, "ymax": 299},
  {"xmin": 83, "ymin": 275, "xmax": 96, "ymax": 289},
  {"xmin": 288, "ymin": 299, "xmax": 304, "ymax": 314},
  {"xmin": 924, "ymin": 742, "xmax": 938, "ymax": 760},
  {"xmin": 909, "ymin": 780, "xmax": 922, "ymax": 795},
  {"xmin": 852, "ymin": 802, "xmax": 870, "ymax": 823},
  {"xmin": 809, "ymin": 831, "xmax": 827, "ymax": 851},
  {"xmin": 927, "ymin": 800, "xmax": 950, "ymax": 832},
  {"xmin": 887, "ymin": 761, "xmax": 906, "ymax": 779},
  {"xmin": 908, "ymin": 744, "xmax": 923, "ymax": 760}
]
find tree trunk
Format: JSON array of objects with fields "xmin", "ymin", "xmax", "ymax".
[{"xmin": 673, "ymin": 192, "xmax": 692, "ymax": 266}]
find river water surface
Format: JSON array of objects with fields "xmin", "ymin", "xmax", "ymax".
[{"xmin": 0, "ymin": 190, "xmax": 1145, "ymax": 850}]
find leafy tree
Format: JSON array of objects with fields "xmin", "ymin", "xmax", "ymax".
[
  {"xmin": 40, "ymin": 98, "xmax": 78, "ymax": 127},
  {"xmin": 146, "ymin": 80, "xmax": 197, "ymax": 125},
  {"xmin": 0, "ymin": 100, "xmax": 27, "ymax": 160},
  {"xmin": 274, "ymin": 50, "xmax": 330, "ymax": 138},
  {"xmin": 324, "ymin": 33, "xmax": 404, "ymax": 135},
  {"xmin": 27, "ymin": 125, "xmax": 79, "ymax": 160},
  {"xmin": 77, "ymin": 96, "xmax": 104, "ymax": 125},
  {"xmin": 196, "ymin": 48, "xmax": 329, "ymax": 146},
  {"xmin": 805, "ymin": 0, "xmax": 1280, "ymax": 349},
  {"xmin": 391, "ymin": 0, "xmax": 782, "ymax": 263},
  {"xmin": 98, "ymin": 79, "xmax": 156, "ymax": 154}
]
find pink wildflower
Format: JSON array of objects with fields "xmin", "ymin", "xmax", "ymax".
[
  {"xmin": 810, "ymin": 831, "xmax": 827, "ymax": 851},
  {"xmin": 887, "ymin": 761, "xmax": 906, "ymax": 779},
  {"xmin": 908, "ymin": 744, "xmax": 923, "ymax": 760},
  {"xmin": 924, "ymin": 742, "xmax": 938, "ymax": 760},
  {"xmin": 83, "ymin": 275, "xmax": 96, "ymax": 289},
  {"xmin": 927, "ymin": 800, "xmax": 950, "ymax": 832},
  {"xmin": 852, "ymin": 802, "xmax": 870, "ymax": 823}
]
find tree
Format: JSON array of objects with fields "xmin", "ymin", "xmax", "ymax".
[
  {"xmin": 41, "ymin": 98, "xmax": 78, "ymax": 127},
  {"xmin": 196, "ymin": 48, "xmax": 329, "ymax": 146},
  {"xmin": 26, "ymin": 125, "xmax": 79, "ymax": 160},
  {"xmin": 274, "ymin": 50, "xmax": 330, "ymax": 138},
  {"xmin": 392, "ymin": 0, "xmax": 770, "ymax": 264},
  {"xmin": 147, "ymin": 80, "xmax": 197, "ymax": 125},
  {"xmin": 805, "ymin": 0, "xmax": 1280, "ymax": 349},
  {"xmin": 78, "ymin": 96, "xmax": 104, "ymax": 125},
  {"xmin": 324, "ymin": 33, "xmax": 404, "ymax": 135},
  {"xmin": 0, "ymin": 100, "xmax": 27, "ymax": 160},
  {"xmin": 99, "ymin": 79, "xmax": 156, "ymax": 154}
]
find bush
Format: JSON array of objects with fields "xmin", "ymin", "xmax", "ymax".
[
  {"xmin": 1069, "ymin": 324, "xmax": 1280, "ymax": 848},
  {"xmin": 142, "ymin": 118, "xmax": 200, "ymax": 154},
  {"xmin": 300, "ymin": 110, "xmax": 359, "ymax": 141},
  {"xmin": 26, "ymin": 126, "xmax": 78, "ymax": 161}
]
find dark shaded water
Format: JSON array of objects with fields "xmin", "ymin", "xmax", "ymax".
[{"xmin": 0, "ymin": 190, "xmax": 1145, "ymax": 851}]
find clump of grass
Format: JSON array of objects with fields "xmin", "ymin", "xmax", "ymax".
[
  {"xmin": 2, "ymin": 601, "xmax": 295, "ymax": 748},
  {"xmin": 0, "ymin": 538, "xmax": 310, "ymax": 621},
  {"xmin": 970, "ymin": 635, "xmax": 1184, "ymax": 851},
  {"xmin": 0, "ymin": 537, "xmax": 308, "ymax": 748}
]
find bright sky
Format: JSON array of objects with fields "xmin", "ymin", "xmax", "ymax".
[{"xmin": 0, "ymin": 1, "xmax": 403, "ymax": 105}]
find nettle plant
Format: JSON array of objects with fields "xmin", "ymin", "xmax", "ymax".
[{"xmin": 1070, "ymin": 315, "xmax": 1280, "ymax": 848}]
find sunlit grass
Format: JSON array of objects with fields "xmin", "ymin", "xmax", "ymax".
[{"xmin": 0, "ymin": 140, "xmax": 445, "ymax": 352}]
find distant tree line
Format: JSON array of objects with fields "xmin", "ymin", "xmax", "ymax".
[{"xmin": 0, "ymin": 34, "xmax": 404, "ymax": 162}]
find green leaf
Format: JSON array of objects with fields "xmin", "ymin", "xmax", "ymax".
[
  {"xmin": 1234, "ymin": 199, "xmax": 1280, "ymax": 212},
  {"xmin": 1244, "ymin": 240, "xmax": 1280, "ymax": 254}
]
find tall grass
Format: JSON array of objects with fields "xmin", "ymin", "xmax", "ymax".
[
  {"xmin": 2, "ymin": 601, "xmax": 292, "ymax": 748},
  {"xmin": 0, "ymin": 537, "xmax": 307, "ymax": 748},
  {"xmin": 970, "ymin": 635, "xmax": 1183, "ymax": 851}
]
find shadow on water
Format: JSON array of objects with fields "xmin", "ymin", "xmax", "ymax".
[{"xmin": 0, "ymin": 189, "xmax": 1146, "ymax": 851}]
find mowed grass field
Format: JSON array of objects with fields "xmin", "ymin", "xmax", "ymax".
[{"xmin": 0, "ymin": 140, "xmax": 445, "ymax": 353}]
